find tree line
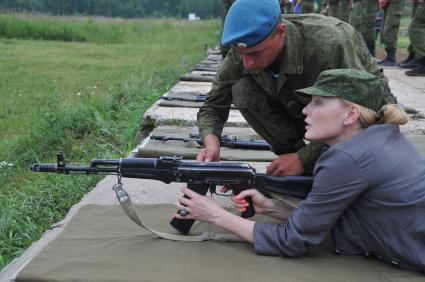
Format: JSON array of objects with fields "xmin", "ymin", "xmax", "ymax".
[{"xmin": 0, "ymin": 0, "xmax": 224, "ymax": 19}]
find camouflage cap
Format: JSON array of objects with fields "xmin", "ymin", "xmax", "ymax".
[
  {"xmin": 221, "ymin": 0, "xmax": 281, "ymax": 48},
  {"xmin": 296, "ymin": 69, "xmax": 385, "ymax": 111}
]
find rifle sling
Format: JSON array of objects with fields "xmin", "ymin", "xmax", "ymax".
[{"xmin": 112, "ymin": 182, "xmax": 241, "ymax": 242}]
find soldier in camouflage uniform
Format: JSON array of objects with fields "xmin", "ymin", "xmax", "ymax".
[
  {"xmin": 296, "ymin": 0, "xmax": 316, "ymax": 13},
  {"xmin": 351, "ymin": 0, "xmax": 379, "ymax": 56},
  {"xmin": 320, "ymin": 0, "xmax": 329, "ymax": 14},
  {"xmin": 327, "ymin": 0, "xmax": 352, "ymax": 23},
  {"xmin": 399, "ymin": 0, "xmax": 424, "ymax": 70},
  {"xmin": 405, "ymin": 1, "xmax": 425, "ymax": 76},
  {"xmin": 197, "ymin": 0, "xmax": 395, "ymax": 176},
  {"xmin": 280, "ymin": 0, "xmax": 294, "ymax": 13},
  {"xmin": 378, "ymin": 0, "xmax": 403, "ymax": 66}
]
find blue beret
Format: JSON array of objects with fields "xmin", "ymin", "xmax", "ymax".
[{"xmin": 221, "ymin": 0, "xmax": 281, "ymax": 48}]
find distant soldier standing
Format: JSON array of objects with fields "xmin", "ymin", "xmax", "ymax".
[
  {"xmin": 295, "ymin": 0, "xmax": 316, "ymax": 13},
  {"xmin": 351, "ymin": 0, "xmax": 379, "ymax": 56},
  {"xmin": 405, "ymin": 1, "xmax": 425, "ymax": 76},
  {"xmin": 280, "ymin": 0, "xmax": 294, "ymax": 13},
  {"xmin": 325, "ymin": 0, "xmax": 352, "ymax": 23},
  {"xmin": 398, "ymin": 0, "xmax": 423, "ymax": 69},
  {"xmin": 321, "ymin": 0, "xmax": 329, "ymax": 14},
  {"xmin": 378, "ymin": 0, "xmax": 403, "ymax": 66}
]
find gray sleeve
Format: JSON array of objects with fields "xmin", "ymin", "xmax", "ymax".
[{"xmin": 253, "ymin": 149, "xmax": 368, "ymax": 257}]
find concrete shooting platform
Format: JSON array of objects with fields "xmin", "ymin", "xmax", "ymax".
[{"xmin": 1, "ymin": 54, "xmax": 425, "ymax": 281}]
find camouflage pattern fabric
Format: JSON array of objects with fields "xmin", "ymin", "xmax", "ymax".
[
  {"xmin": 296, "ymin": 69, "xmax": 385, "ymax": 112},
  {"xmin": 328, "ymin": 0, "xmax": 352, "ymax": 23},
  {"xmin": 302, "ymin": 0, "xmax": 315, "ymax": 13},
  {"xmin": 197, "ymin": 15, "xmax": 395, "ymax": 171},
  {"xmin": 407, "ymin": 2, "xmax": 421, "ymax": 53},
  {"xmin": 351, "ymin": 0, "xmax": 379, "ymax": 48},
  {"xmin": 381, "ymin": 0, "xmax": 403, "ymax": 53},
  {"xmin": 408, "ymin": 3, "xmax": 425, "ymax": 59},
  {"xmin": 280, "ymin": 0, "xmax": 293, "ymax": 13}
]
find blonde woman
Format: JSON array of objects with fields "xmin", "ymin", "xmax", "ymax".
[{"xmin": 175, "ymin": 69, "xmax": 425, "ymax": 272}]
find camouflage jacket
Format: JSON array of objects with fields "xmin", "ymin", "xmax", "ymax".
[{"xmin": 197, "ymin": 14, "xmax": 393, "ymax": 168}]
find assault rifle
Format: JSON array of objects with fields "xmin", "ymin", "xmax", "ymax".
[
  {"xmin": 31, "ymin": 152, "xmax": 313, "ymax": 235},
  {"xmin": 160, "ymin": 94, "xmax": 207, "ymax": 103},
  {"xmin": 150, "ymin": 133, "xmax": 271, "ymax": 151}
]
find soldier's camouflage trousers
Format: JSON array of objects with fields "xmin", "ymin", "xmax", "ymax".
[
  {"xmin": 231, "ymin": 76, "xmax": 323, "ymax": 172},
  {"xmin": 381, "ymin": 0, "xmax": 403, "ymax": 52},
  {"xmin": 409, "ymin": 3, "xmax": 425, "ymax": 59},
  {"xmin": 351, "ymin": 0, "xmax": 379, "ymax": 47},
  {"xmin": 302, "ymin": 1, "xmax": 315, "ymax": 13},
  {"xmin": 328, "ymin": 0, "xmax": 352, "ymax": 23}
]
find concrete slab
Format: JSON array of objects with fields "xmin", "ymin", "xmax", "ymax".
[
  {"xmin": 180, "ymin": 71, "xmax": 215, "ymax": 82},
  {"xmin": 383, "ymin": 67, "xmax": 425, "ymax": 135},
  {"xmin": 143, "ymin": 102, "xmax": 248, "ymax": 127},
  {"xmin": 206, "ymin": 54, "xmax": 222, "ymax": 62},
  {"xmin": 168, "ymin": 81, "xmax": 212, "ymax": 95}
]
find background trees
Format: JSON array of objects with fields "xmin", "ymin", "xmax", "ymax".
[{"xmin": 0, "ymin": 0, "xmax": 224, "ymax": 18}]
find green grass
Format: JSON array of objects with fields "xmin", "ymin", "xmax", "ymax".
[{"xmin": 0, "ymin": 13, "xmax": 221, "ymax": 270}]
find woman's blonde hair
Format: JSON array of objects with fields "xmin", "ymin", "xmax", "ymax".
[{"xmin": 342, "ymin": 100, "xmax": 408, "ymax": 128}]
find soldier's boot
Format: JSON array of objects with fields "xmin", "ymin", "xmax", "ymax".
[
  {"xmin": 398, "ymin": 52, "xmax": 419, "ymax": 69},
  {"xmin": 367, "ymin": 43, "xmax": 376, "ymax": 57},
  {"xmin": 405, "ymin": 57, "xmax": 425, "ymax": 77},
  {"xmin": 378, "ymin": 48, "xmax": 396, "ymax": 66}
]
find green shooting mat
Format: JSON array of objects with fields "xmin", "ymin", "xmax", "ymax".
[
  {"xmin": 134, "ymin": 125, "xmax": 277, "ymax": 161},
  {"xmin": 16, "ymin": 204, "xmax": 424, "ymax": 282}
]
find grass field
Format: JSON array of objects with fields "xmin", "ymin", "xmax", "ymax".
[{"xmin": 0, "ymin": 13, "xmax": 220, "ymax": 270}]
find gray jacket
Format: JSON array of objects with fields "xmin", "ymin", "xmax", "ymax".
[{"xmin": 254, "ymin": 124, "xmax": 425, "ymax": 272}]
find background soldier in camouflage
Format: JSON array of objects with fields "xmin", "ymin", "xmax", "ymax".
[
  {"xmin": 197, "ymin": 0, "xmax": 396, "ymax": 176},
  {"xmin": 297, "ymin": 0, "xmax": 316, "ymax": 13},
  {"xmin": 320, "ymin": 0, "xmax": 329, "ymax": 14},
  {"xmin": 399, "ymin": 0, "xmax": 423, "ymax": 69},
  {"xmin": 280, "ymin": 0, "xmax": 294, "ymax": 13},
  {"xmin": 327, "ymin": 0, "xmax": 352, "ymax": 23},
  {"xmin": 351, "ymin": 0, "xmax": 379, "ymax": 56},
  {"xmin": 378, "ymin": 0, "xmax": 403, "ymax": 66},
  {"xmin": 405, "ymin": 1, "xmax": 425, "ymax": 76}
]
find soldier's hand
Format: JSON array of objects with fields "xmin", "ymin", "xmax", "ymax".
[
  {"xmin": 196, "ymin": 147, "xmax": 220, "ymax": 162},
  {"xmin": 266, "ymin": 153, "xmax": 304, "ymax": 176},
  {"xmin": 196, "ymin": 134, "xmax": 220, "ymax": 162}
]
